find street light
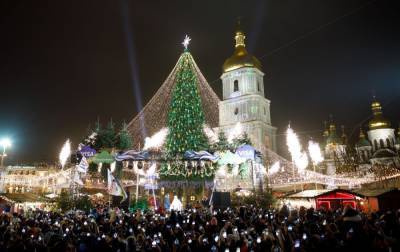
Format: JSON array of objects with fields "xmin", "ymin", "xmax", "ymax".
[{"xmin": 0, "ymin": 138, "xmax": 12, "ymax": 168}]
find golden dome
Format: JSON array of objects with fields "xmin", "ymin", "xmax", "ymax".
[
  {"xmin": 222, "ymin": 28, "xmax": 262, "ymax": 73},
  {"xmin": 368, "ymin": 99, "xmax": 391, "ymax": 130}
]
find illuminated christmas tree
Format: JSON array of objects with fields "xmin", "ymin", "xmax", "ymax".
[
  {"xmin": 165, "ymin": 36, "xmax": 208, "ymax": 155},
  {"xmin": 127, "ymin": 37, "xmax": 220, "ymax": 151}
]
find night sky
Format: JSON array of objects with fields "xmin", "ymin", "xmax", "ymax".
[{"xmin": 1, "ymin": 0, "xmax": 399, "ymax": 163}]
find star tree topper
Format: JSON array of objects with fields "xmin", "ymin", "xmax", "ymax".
[{"xmin": 182, "ymin": 35, "xmax": 191, "ymax": 50}]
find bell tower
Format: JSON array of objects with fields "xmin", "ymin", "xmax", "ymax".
[{"xmin": 218, "ymin": 22, "xmax": 277, "ymax": 152}]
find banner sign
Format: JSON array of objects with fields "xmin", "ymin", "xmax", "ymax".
[
  {"xmin": 184, "ymin": 150, "xmax": 219, "ymax": 161},
  {"xmin": 236, "ymin": 145, "xmax": 256, "ymax": 160},
  {"xmin": 79, "ymin": 145, "xmax": 96, "ymax": 158},
  {"xmin": 115, "ymin": 150, "xmax": 150, "ymax": 161},
  {"xmin": 144, "ymin": 183, "xmax": 159, "ymax": 190}
]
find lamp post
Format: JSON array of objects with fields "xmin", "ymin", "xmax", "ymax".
[{"xmin": 0, "ymin": 138, "xmax": 12, "ymax": 168}]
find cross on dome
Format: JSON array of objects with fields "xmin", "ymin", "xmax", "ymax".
[{"xmin": 182, "ymin": 35, "xmax": 191, "ymax": 50}]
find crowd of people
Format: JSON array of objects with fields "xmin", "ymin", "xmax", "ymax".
[{"xmin": 0, "ymin": 203, "xmax": 399, "ymax": 252}]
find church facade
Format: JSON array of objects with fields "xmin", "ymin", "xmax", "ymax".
[
  {"xmin": 322, "ymin": 98, "xmax": 400, "ymax": 175},
  {"xmin": 357, "ymin": 99, "xmax": 400, "ymax": 167},
  {"xmin": 218, "ymin": 25, "xmax": 277, "ymax": 153}
]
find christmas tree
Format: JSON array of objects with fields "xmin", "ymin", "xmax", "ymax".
[
  {"xmin": 93, "ymin": 119, "xmax": 103, "ymax": 150},
  {"xmin": 102, "ymin": 119, "xmax": 116, "ymax": 149},
  {"xmin": 212, "ymin": 131, "xmax": 230, "ymax": 152},
  {"xmin": 232, "ymin": 132, "xmax": 252, "ymax": 149},
  {"xmin": 127, "ymin": 36, "xmax": 220, "ymax": 150},
  {"xmin": 115, "ymin": 121, "xmax": 132, "ymax": 151},
  {"xmin": 165, "ymin": 48, "xmax": 208, "ymax": 155}
]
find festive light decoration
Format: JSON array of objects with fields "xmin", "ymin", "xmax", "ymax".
[
  {"xmin": 165, "ymin": 51, "xmax": 208, "ymax": 155},
  {"xmin": 182, "ymin": 35, "xmax": 191, "ymax": 50},
  {"xmin": 3, "ymin": 161, "xmax": 400, "ymax": 192},
  {"xmin": 143, "ymin": 128, "xmax": 169, "ymax": 150},
  {"xmin": 59, "ymin": 139, "xmax": 71, "ymax": 169},
  {"xmin": 159, "ymin": 159, "xmax": 216, "ymax": 179},
  {"xmin": 127, "ymin": 47, "xmax": 219, "ymax": 151},
  {"xmin": 308, "ymin": 141, "xmax": 324, "ymax": 165},
  {"xmin": 228, "ymin": 122, "xmax": 243, "ymax": 143}
]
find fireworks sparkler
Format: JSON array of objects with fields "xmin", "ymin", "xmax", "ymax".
[
  {"xmin": 59, "ymin": 139, "xmax": 71, "ymax": 169},
  {"xmin": 228, "ymin": 122, "xmax": 243, "ymax": 143},
  {"xmin": 296, "ymin": 152, "xmax": 309, "ymax": 173},
  {"xmin": 308, "ymin": 141, "xmax": 324, "ymax": 165},
  {"xmin": 286, "ymin": 127, "xmax": 302, "ymax": 161},
  {"xmin": 143, "ymin": 128, "xmax": 169, "ymax": 150},
  {"xmin": 286, "ymin": 126, "xmax": 309, "ymax": 173}
]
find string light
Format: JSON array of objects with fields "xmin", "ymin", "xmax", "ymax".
[{"xmin": 2, "ymin": 160, "xmax": 400, "ymax": 191}]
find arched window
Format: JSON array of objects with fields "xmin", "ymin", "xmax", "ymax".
[
  {"xmin": 374, "ymin": 139, "xmax": 378, "ymax": 150},
  {"xmin": 379, "ymin": 139, "xmax": 385, "ymax": 149},
  {"xmin": 234, "ymin": 80, "xmax": 239, "ymax": 92},
  {"xmin": 257, "ymin": 81, "xmax": 261, "ymax": 92},
  {"xmin": 386, "ymin": 138, "xmax": 391, "ymax": 148},
  {"xmin": 234, "ymin": 107, "xmax": 239, "ymax": 115}
]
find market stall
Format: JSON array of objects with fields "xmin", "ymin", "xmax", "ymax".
[{"xmin": 281, "ymin": 189, "xmax": 364, "ymax": 210}]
